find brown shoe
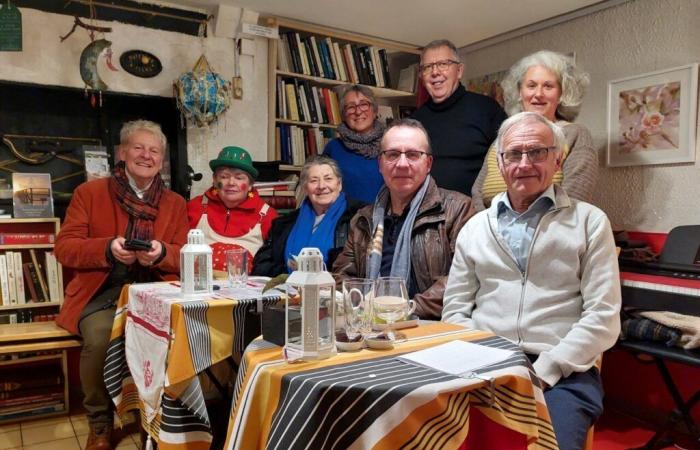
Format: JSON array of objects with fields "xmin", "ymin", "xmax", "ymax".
[{"xmin": 86, "ymin": 423, "xmax": 112, "ymax": 450}]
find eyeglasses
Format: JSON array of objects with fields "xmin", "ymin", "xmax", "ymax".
[
  {"xmin": 499, "ymin": 147, "xmax": 555, "ymax": 165},
  {"xmin": 380, "ymin": 150, "xmax": 429, "ymax": 163},
  {"xmin": 419, "ymin": 59, "xmax": 460, "ymax": 76},
  {"xmin": 344, "ymin": 101, "xmax": 372, "ymax": 115}
]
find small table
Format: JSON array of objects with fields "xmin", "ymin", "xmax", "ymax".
[
  {"xmin": 225, "ymin": 322, "xmax": 557, "ymax": 450},
  {"xmin": 104, "ymin": 279, "xmax": 281, "ymax": 449}
]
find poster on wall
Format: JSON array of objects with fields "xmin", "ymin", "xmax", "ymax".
[
  {"xmin": 606, "ymin": 63, "xmax": 698, "ymax": 167},
  {"xmin": 465, "ymin": 69, "xmax": 507, "ymax": 108}
]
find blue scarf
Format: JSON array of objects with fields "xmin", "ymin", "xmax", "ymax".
[{"xmin": 285, "ymin": 192, "xmax": 348, "ymax": 272}]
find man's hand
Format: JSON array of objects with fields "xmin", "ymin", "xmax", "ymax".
[
  {"xmin": 135, "ymin": 240, "xmax": 163, "ymax": 267},
  {"xmin": 111, "ymin": 237, "xmax": 137, "ymax": 265}
]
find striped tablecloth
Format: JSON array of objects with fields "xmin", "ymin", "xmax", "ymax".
[
  {"xmin": 225, "ymin": 322, "xmax": 558, "ymax": 450},
  {"xmin": 104, "ymin": 280, "xmax": 281, "ymax": 450}
]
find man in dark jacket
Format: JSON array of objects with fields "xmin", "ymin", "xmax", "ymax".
[
  {"xmin": 413, "ymin": 39, "xmax": 506, "ymax": 195},
  {"xmin": 333, "ymin": 118, "xmax": 474, "ymax": 319}
]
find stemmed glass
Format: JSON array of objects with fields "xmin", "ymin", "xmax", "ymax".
[
  {"xmin": 372, "ymin": 277, "xmax": 416, "ymax": 342},
  {"xmin": 342, "ymin": 278, "xmax": 374, "ymax": 341}
]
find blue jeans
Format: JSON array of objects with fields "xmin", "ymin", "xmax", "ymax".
[{"xmin": 545, "ymin": 367, "xmax": 604, "ymax": 450}]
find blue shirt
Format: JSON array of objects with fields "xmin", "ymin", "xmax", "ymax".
[
  {"xmin": 496, "ymin": 185, "xmax": 555, "ymax": 272},
  {"xmin": 323, "ymin": 139, "xmax": 384, "ymax": 204}
]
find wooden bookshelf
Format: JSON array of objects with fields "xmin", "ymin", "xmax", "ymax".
[
  {"xmin": 0, "ymin": 217, "xmax": 76, "ymax": 424},
  {"xmin": 265, "ymin": 17, "xmax": 421, "ymax": 162}
]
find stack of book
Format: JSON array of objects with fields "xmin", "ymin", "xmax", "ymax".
[
  {"xmin": 0, "ymin": 247, "xmax": 61, "ymax": 306},
  {"xmin": 277, "ymin": 32, "xmax": 393, "ymax": 89},
  {"xmin": 276, "ymin": 125, "xmax": 335, "ymax": 166},
  {"xmin": 255, "ymin": 181, "xmax": 298, "ymax": 211},
  {"xmin": 0, "ymin": 361, "xmax": 65, "ymax": 421},
  {"xmin": 277, "ymin": 78, "xmax": 342, "ymax": 125}
]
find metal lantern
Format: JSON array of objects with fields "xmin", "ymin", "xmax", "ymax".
[
  {"xmin": 180, "ymin": 229, "xmax": 213, "ymax": 298},
  {"xmin": 284, "ymin": 248, "xmax": 336, "ymax": 362}
]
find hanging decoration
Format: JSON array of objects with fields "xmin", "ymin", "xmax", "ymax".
[
  {"xmin": 0, "ymin": 0, "xmax": 22, "ymax": 52},
  {"xmin": 173, "ymin": 54, "xmax": 232, "ymax": 128},
  {"xmin": 60, "ymin": 1, "xmax": 117, "ymax": 108}
]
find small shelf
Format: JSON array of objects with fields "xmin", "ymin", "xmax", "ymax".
[
  {"xmin": 276, "ymin": 118, "xmax": 338, "ymax": 129},
  {"xmin": 0, "ymin": 244, "xmax": 54, "ymax": 250},
  {"xmin": 0, "ymin": 352, "xmax": 62, "ymax": 366},
  {"xmin": 0, "ymin": 218, "xmax": 59, "ymax": 225},
  {"xmin": 279, "ymin": 164, "xmax": 302, "ymax": 172},
  {"xmin": 276, "ymin": 70, "xmax": 416, "ymax": 99},
  {"xmin": 0, "ymin": 301, "xmax": 61, "ymax": 311}
]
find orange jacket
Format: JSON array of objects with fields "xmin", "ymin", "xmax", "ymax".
[{"xmin": 55, "ymin": 177, "xmax": 189, "ymax": 335}]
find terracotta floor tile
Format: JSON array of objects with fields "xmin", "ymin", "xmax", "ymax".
[
  {"xmin": 0, "ymin": 430, "xmax": 21, "ymax": 450},
  {"xmin": 21, "ymin": 415, "xmax": 71, "ymax": 430},
  {"xmin": 69, "ymin": 415, "xmax": 90, "ymax": 436},
  {"xmin": 23, "ymin": 436, "xmax": 81, "ymax": 450},
  {"xmin": 21, "ymin": 420, "xmax": 75, "ymax": 445}
]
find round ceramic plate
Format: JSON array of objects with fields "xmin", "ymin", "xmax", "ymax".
[
  {"xmin": 365, "ymin": 337, "xmax": 394, "ymax": 350},
  {"xmin": 336, "ymin": 339, "xmax": 364, "ymax": 352}
]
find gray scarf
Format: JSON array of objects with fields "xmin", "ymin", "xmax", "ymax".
[
  {"xmin": 337, "ymin": 119, "xmax": 385, "ymax": 158},
  {"xmin": 367, "ymin": 177, "xmax": 431, "ymax": 282}
]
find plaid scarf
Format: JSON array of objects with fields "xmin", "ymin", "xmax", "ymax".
[{"xmin": 109, "ymin": 160, "xmax": 164, "ymax": 243}]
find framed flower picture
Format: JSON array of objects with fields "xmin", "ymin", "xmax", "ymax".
[{"xmin": 606, "ymin": 63, "xmax": 698, "ymax": 167}]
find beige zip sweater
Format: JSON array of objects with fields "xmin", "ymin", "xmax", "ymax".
[{"xmin": 443, "ymin": 186, "xmax": 621, "ymax": 386}]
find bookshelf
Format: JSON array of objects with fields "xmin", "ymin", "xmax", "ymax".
[
  {"xmin": 265, "ymin": 17, "xmax": 421, "ymax": 163},
  {"xmin": 0, "ymin": 218, "xmax": 78, "ymax": 424}
]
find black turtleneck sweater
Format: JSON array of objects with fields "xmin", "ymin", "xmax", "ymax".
[{"xmin": 413, "ymin": 84, "xmax": 506, "ymax": 195}]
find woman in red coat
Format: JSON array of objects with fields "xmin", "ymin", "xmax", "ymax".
[{"xmin": 187, "ymin": 146, "xmax": 278, "ymax": 273}]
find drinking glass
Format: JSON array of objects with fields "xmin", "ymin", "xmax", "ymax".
[
  {"xmin": 342, "ymin": 278, "xmax": 374, "ymax": 341},
  {"xmin": 372, "ymin": 277, "xmax": 416, "ymax": 342},
  {"xmin": 225, "ymin": 248, "xmax": 248, "ymax": 288}
]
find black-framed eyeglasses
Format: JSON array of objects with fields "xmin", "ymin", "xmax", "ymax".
[
  {"xmin": 380, "ymin": 150, "xmax": 429, "ymax": 163},
  {"xmin": 343, "ymin": 101, "xmax": 372, "ymax": 115},
  {"xmin": 419, "ymin": 59, "xmax": 460, "ymax": 76},
  {"xmin": 499, "ymin": 147, "xmax": 555, "ymax": 165}
]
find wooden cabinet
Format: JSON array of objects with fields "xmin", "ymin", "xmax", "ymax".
[
  {"xmin": 0, "ymin": 218, "xmax": 80, "ymax": 424},
  {"xmin": 265, "ymin": 17, "xmax": 421, "ymax": 164}
]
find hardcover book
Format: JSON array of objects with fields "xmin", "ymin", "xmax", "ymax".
[{"xmin": 12, "ymin": 173, "xmax": 53, "ymax": 218}]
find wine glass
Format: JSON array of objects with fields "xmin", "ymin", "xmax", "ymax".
[
  {"xmin": 372, "ymin": 277, "xmax": 416, "ymax": 342},
  {"xmin": 342, "ymin": 278, "xmax": 374, "ymax": 341}
]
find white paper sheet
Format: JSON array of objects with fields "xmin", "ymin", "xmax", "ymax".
[{"xmin": 398, "ymin": 340, "xmax": 514, "ymax": 376}]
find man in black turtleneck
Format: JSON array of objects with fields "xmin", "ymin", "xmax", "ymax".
[{"xmin": 413, "ymin": 39, "xmax": 506, "ymax": 195}]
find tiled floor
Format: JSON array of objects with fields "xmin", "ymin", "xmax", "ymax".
[{"xmin": 0, "ymin": 415, "xmax": 141, "ymax": 450}]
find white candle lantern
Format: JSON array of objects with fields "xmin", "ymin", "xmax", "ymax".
[
  {"xmin": 284, "ymin": 247, "xmax": 336, "ymax": 361},
  {"xmin": 180, "ymin": 229, "xmax": 213, "ymax": 298}
]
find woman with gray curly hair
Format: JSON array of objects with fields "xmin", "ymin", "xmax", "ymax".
[
  {"xmin": 322, "ymin": 84, "xmax": 385, "ymax": 203},
  {"xmin": 471, "ymin": 50, "xmax": 598, "ymax": 210}
]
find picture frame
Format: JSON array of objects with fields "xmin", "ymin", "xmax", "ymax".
[{"xmin": 607, "ymin": 63, "xmax": 698, "ymax": 167}]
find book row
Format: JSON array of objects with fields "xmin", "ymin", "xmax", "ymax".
[
  {"xmin": 276, "ymin": 124, "xmax": 335, "ymax": 166},
  {"xmin": 0, "ymin": 233, "xmax": 55, "ymax": 245},
  {"xmin": 0, "ymin": 361, "xmax": 64, "ymax": 421},
  {"xmin": 277, "ymin": 32, "xmax": 393, "ymax": 89},
  {"xmin": 0, "ymin": 311, "xmax": 57, "ymax": 324},
  {"xmin": 0, "ymin": 250, "xmax": 61, "ymax": 306},
  {"xmin": 277, "ymin": 78, "xmax": 342, "ymax": 125}
]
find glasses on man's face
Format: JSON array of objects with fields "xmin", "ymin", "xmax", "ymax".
[
  {"xmin": 419, "ymin": 59, "xmax": 460, "ymax": 76},
  {"xmin": 380, "ymin": 150, "xmax": 429, "ymax": 164},
  {"xmin": 344, "ymin": 101, "xmax": 372, "ymax": 115},
  {"xmin": 499, "ymin": 147, "xmax": 554, "ymax": 165}
]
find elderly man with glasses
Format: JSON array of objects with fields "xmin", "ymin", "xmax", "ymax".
[
  {"xmin": 443, "ymin": 112, "xmax": 621, "ymax": 450},
  {"xmin": 333, "ymin": 118, "xmax": 474, "ymax": 319},
  {"xmin": 413, "ymin": 39, "xmax": 506, "ymax": 196}
]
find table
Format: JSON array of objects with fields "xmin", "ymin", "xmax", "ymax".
[
  {"xmin": 225, "ymin": 322, "xmax": 558, "ymax": 450},
  {"xmin": 104, "ymin": 280, "xmax": 281, "ymax": 449}
]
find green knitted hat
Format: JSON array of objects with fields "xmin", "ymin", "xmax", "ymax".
[{"xmin": 209, "ymin": 146, "xmax": 258, "ymax": 178}]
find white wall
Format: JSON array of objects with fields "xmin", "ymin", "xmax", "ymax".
[
  {"xmin": 459, "ymin": 0, "xmax": 700, "ymax": 232},
  {"xmin": 0, "ymin": 7, "xmax": 269, "ymax": 197}
]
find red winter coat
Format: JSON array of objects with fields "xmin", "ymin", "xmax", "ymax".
[
  {"xmin": 186, "ymin": 187, "xmax": 278, "ymax": 242},
  {"xmin": 55, "ymin": 178, "xmax": 189, "ymax": 335}
]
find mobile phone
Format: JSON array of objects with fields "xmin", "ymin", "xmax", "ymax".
[{"xmin": 124, "ymin": 238, "xmax": 153, "ymax": 251}]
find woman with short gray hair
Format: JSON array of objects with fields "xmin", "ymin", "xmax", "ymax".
[
  {"xmin": 471, "ymin": 50, "xmax": 598, "ymax": 210},
  {"xmin": 322, "ymin": 84, "xmax": 385, "ymax": 203}
]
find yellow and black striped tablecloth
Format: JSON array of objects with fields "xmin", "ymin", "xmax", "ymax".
[{"xmin": 225, "ymin": 322, "xmax": 558, "ymax": 450}]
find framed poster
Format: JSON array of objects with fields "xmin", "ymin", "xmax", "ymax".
[{"xmin": 607, "ymin": 63, "xmax": 698, "ymax": 166}]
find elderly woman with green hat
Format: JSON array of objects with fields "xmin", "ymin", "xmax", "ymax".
[{"xmin": 187, "ymin": 146, "xmax": 278, "ymax": 272}]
